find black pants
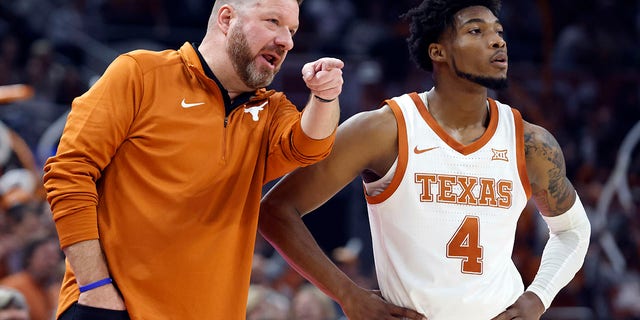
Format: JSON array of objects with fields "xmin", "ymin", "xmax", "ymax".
[{"xmin": 58, "ymin": 302, "xmax": 130, "ymax": 320}]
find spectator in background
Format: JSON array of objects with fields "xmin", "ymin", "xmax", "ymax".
[
  {"xmin": 246, "ymin": 285, "xmax": 290, "ymax": 320},
  {"xmin": 0, "ymin": 236, "xmax": 62, "ymax": 320},
  {"xmin": 289, "ymin": 284, "xmax": 338, "ymax": 320},
  {"xmin": 0, "ymin": 35, "xmax": 23, "ymax": 86},
  {"xmin": 46, "ymin": 0, "xmax": 89, "ymax": 66},
  {"xmin": 301, "ymin": 0, "xmax": 354, "ymax": 54},
  {"xmin": 0, "ymin": 286, "xmax": 29, "ymax": 320},
  {"xmin": 100, "ymin": 0, "xmax": 170, "ymax": 41}
]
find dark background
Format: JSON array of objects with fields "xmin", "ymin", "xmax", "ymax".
[{"xmin": 0, "ymin": 0, "xmax": 638, "ymax": 318}]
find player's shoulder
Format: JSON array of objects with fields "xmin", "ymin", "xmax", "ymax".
[
  {"xmin": 522, "ymin": 120, "xmax": 563, "ymax": 159},
  {"xmin": 489, "ymin": 96, "xmax": 558, "ymax": 147},
  {"xmin": 523, "ymin": 120, "xmax": 554, "ymax": 141},
  {"xmin": 489, "ymin": 97, "xmax": 516, "ymax": 114},
  {"xmin": 342, "ymin": 104, "xmax": 396, "ymax": 136}
]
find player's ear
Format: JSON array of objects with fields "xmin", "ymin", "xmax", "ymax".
[{"xmin": 428, "ymin": 43, "xmax": 446, "ymax": 63}]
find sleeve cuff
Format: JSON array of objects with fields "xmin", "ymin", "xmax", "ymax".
[
  {"xmin": 53, "ymin": 205, "xmax": 100, "ymax": 248},
  {"xmin": 290, "ymin": 121, "xmax": 336, "ymax": 157}
]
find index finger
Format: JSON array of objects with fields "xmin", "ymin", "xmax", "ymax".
[
  {"xmin": 301, "ymin": 62, "xmax": 315, "ymax": 80},
  {"xmin": 301, "ymin": 60, "xmax": 329, "ymax": 80},
  {"xmin": 317, "ymin": 58, "xmax": 344, "ymax": 72}
]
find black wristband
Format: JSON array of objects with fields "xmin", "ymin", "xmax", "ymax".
[{"xmin": 313, "ymin": 95, "xmax": 336, "ymax": 103}]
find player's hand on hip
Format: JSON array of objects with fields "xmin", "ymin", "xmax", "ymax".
[
  {"xmin": 302, "ymin": 57, "xmax": 344, "ymax": 102},
  {"xmin": 490, "ymin": 291, "xmax": 545, "ymax": 320},
  {"xmin": 340, "ymin": 289, "xmax": 427, "ymax": 320}
]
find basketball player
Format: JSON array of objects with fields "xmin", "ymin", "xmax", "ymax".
[{"xmin": 259, "ymin": 0, "xmax": 591, "ymax": 319}]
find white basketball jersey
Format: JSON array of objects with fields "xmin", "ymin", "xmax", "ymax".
[{"xmin": 364, "ymin": 92, "xmax": 531, "ymax": 320}]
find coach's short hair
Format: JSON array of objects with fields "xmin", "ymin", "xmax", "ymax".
[{"xmin": 213, "ymin": 0, "xmax": 303, "ymax": 12}]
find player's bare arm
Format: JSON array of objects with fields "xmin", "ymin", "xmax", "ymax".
[
  {"xmin": 260, "ymin": 106, "xmax": 425, "ymax": 319},
  {"xmin": 494, "ymin": 121, "xmax": 590, "ymax": 320},
  {"xmin": 523, "ymin": 121, "xmax": 576, "ymax": 217},
  {"xmin": 263, "ymin": 105, "xmax": 398, "ymax": 215},
  {"xmin": 356, "ymin": 105, "xmax": 399, "ymax": 183}
]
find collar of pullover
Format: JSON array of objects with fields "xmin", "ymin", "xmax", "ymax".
[{"xmin": 179, "ymin": 42, "xmax": 275, "ymax": 116}]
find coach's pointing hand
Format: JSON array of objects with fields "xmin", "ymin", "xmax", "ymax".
[
  {"xmin": 302, "ymin": 57, "xmax": 344, "ymax": 103},
  {"xmin": 299, "ymin": 57, "xmax": 343, "ymax": 139}
]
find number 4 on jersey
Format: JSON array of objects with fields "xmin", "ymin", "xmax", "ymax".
[{"xmin": 446, "ymin": 215, "xmax": 483, "ymax": 274}]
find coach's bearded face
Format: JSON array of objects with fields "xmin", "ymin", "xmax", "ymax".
[{"xmin": 227, "ymin": 22, "xmax": 281, "ymax": 89}]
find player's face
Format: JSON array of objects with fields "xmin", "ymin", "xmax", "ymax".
[
  {"xmin": 226, "ymin": 0, "xmax": 299, "ymax": 89},
  {"xmin": 447, "ymin": 6, "xmax": 508, "ymax": 90}
]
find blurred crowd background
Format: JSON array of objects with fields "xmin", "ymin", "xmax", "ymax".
[{"xmin": 0, "ymin": 0, "xmax": 637, "ymax": 319}]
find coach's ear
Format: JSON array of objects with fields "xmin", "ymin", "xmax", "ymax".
[
  {"xmin": 217, "ymin": 4, "xmax": 235, "ymax": 35},
  {"xmin": 428, "ymin": 43, "xmax": 446, "ymax": 63}
]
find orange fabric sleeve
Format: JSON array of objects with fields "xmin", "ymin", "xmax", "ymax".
[
  {"xmin": 263, "ymin": 95, "xmax": 335, "ymax": 183},
  {"xmin": 43, "ymin": 54, "xmax": 141, "ymax": 248}
]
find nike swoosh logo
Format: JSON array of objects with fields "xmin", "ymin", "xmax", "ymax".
[
  {"xmin": 414, "ymin": 146, "xmax": 439, "ymax": 154},
  {"xmin": 181, "ymin": 99, "xmax": 205, "ymax": 108}
]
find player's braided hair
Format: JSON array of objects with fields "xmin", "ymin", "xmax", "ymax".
[{"xmin": 402, "ymin": 0, "xmax": 501, "ymax": 72}]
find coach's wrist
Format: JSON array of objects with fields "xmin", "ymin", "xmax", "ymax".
[{"xmin": 313, "ymin": 95, "xmax": 337, "ymax": 103}]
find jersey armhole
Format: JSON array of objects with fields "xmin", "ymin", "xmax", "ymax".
[
  {"xmin": 512, "ymin": 108, "xmax": 532, "ymax": 199},
  {"xmin": 365, "ymin": 99, "xmax": 409, "ymax": 204}
]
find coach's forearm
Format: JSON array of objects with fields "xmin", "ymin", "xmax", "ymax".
[
  {"xmin": 63, "ymin": 239, "xmax": 111, "ymax": 285},
  {"xmin": 300, "ymin": 95, "xmax": 340, "ymax": 140},
  {"xmin": 64, "ymin": 239, "xmax": 126, "ymax": 309}
]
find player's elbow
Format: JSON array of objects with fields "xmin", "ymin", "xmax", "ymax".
[{"xmin": 259, "ymin": 195, "xmax": 298, "ymax": 238}]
